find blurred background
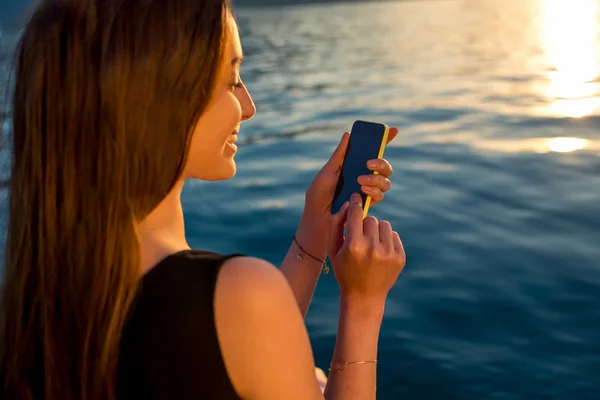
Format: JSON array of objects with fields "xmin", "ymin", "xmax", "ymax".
[{"xmin": 2, "ymin": 0, "xmax": 600, "ymax": 398}]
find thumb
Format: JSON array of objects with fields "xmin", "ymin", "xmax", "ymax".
[
  {"xmin": 328, "ymin": 200, "xmax": 350, "ymax": 258},
  {"xmin": 324, "ymin": 131, "xmax": 350, "ymax": 173}
]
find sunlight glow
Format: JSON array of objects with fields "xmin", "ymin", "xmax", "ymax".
[
  {"xmin": 546, "ymin": 137, "xmax": 589, "ymax": 153},
  {"xmin": 469, "ymin": 137, "xmax": 594, "ymax": 154},
  {"xmin": 540, "ymin": 0, "xmax": 600, "ymax": 118}
]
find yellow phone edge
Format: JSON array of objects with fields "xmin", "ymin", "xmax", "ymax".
[{"xmin": 362, "ymin": 123, "xmax": 390, "ymax": 218}]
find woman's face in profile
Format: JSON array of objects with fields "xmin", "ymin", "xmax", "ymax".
[{"xmin": 183, "ymin": 14, "xmax": 256, "ymax": 182}]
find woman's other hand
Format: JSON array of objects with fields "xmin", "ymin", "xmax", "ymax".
[{"xmin": 327, "ymin": 193, "xmax": 406, "ymax": 305}]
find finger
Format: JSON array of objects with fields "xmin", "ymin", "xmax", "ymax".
[
  {"xmin": 357, "ymin": 174, "xmax": 391, "ymax": 192},
  {"xmin": 363, "ymin": 216, "xmax": 379, "ymax": 242},
  {"xmin": 367, "ymin": 159, "xmax": 393, "ymax": 178},
  {"xmin": 328, "ymin": 201, "xmax": 350, "ymax": 257},
  {"xmin": 345, "ymin": 193, "xmax": 364, "ymax": 241},
  {"xmin": 386, "ymin": 127, "xmax": 399, "ymax": 144},
  {"xmin": 360, "ymin": 186, "xmax": 383, "ymax": 204},
  {"xmin": 324, "ymin": 131, "xmax": 350, "ymax": 172},
  {"xmin": 378, "ymin": 220, "xmax": 393, "ymax": 249},
  {"xmin": 392, "ymin": 231, "xmax": 405, "ymax": 255}
]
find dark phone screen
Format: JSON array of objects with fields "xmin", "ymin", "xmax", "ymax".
[{"xmin": 331, "ymin": 121, "xmax": 386, "ymax": 214}]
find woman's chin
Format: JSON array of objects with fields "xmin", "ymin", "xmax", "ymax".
[
  {"xmin": 186, "ymin": 156, "xmax": 237, "ymax": 181},
  {"xmin": 220, "ymin": 159, "xmax": 237, "ymax": 180},
  {"xmin": 200, "ymin": 160, "xmax": 236, "ymax": 181},
  {"xmin": 221, "ymin": 164, "xmax": 237, "ymax": 180}
]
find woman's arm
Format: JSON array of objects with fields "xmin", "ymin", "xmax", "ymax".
[
  {"xmin": 323, "ymin": 298, "xmax": 384, "ymax": 399},
  {"xmin": 279, "ymin": 210, "xmax": 330, "ymax": 318},
  {"xmin": 214, "ymin": 256, "xmax": 385, "ymax": 400},
  {"xmin": 215, "ymin": 257, "xmax": 323, "ymax": 400}
]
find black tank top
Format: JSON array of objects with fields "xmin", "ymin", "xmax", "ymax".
[{"xmin": 117, "ymin": 249, "xmax": 244, "ymax": 399}]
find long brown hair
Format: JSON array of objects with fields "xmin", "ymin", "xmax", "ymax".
[{"xmin": 0, "ymin": 0, "xmax": 229, "ymax": 398}]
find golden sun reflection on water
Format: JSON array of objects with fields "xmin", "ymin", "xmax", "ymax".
[
  {"xmin": 546, "ymin": 137, "xmax": 589, "ymax": 153},
  {"xmin": 468, "ymin": 136, "xmax": 594, "ymax": 154},
  {"xmin": 540, "ymin": 0, "xmax": 600, "ymax": 118}
]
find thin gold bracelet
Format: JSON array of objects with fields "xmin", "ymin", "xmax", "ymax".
[{"xmin": 328, "ymin": 359, "xmax": 378, "ymax": 373}]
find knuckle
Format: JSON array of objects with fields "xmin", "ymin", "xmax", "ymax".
[
  {"xmin": 347, "ymin": 240, "xmax": 366, "ymax": 256},
  {"xmin": 398, "ymin": 251, "xmax": 407, "ymax": 268},
  {"xmin": 351, "ymin": 204, "xmax": 363, "ymax": 213},
  {"xmin": 365, "ymin": 216, "xmax": 378, "ymax": 224},
  {"xmin": 379, "ymin": 220, "xmax": 392, "ymax": 230},
  {"xmin": 384, "ymin": 178, "xmax": 392, "ymax": 190},
  {"xmin": 378, "ymin": 160, "xmax": 392, "ymax": 174},
  {"xmin": 350, "ymin": 200, "xmax": 363, "ymax": 209},
  {"xmin": 371, "ymin": 244, "xmax": 386, "ymax": 258}
]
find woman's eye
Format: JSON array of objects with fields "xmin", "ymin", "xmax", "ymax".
[{"xmin": 230, "ymin": 81, "xmax": 243, "ymax": 91}]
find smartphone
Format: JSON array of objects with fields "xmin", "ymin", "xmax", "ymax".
[{"xmin": 331, "ymin": 120, "xmax": 389, "ymax": 218}]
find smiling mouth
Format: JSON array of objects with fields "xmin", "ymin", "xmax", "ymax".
[{"xmin": 226, "ymin": 130, "xmax": 239, "ymax": 152}]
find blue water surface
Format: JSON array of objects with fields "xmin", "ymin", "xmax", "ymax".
[{"xmin": 2, "ymin": 0, "xmax": 600, "ymax": 399}]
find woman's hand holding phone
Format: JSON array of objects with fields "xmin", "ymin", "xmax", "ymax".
[
  {"xmin": 328, "ymin": 192, "xmax": 406, "ymax": 307},
  {"xmin": 303, "ymin": 126, "xmax": 398, "ymax": 218},
  {"xmin": 285, "ymin": 126, "xmax": 399, "ymax": 323}
]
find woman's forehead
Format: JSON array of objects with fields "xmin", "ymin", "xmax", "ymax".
[{"xmin": 228, "ymin": 16, "xmax": 243, "ymax": 60}]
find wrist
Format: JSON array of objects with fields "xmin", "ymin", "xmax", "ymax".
[
  {"xmin": 340, "ymin": 293, "xmax": 386, "ymax": 322},
  {"xmin": 301, "ymin": 204, "xmax": 331, "ymax": 225},
  {"xmin": 295, "ymin": 209, "xmax": 330, "ymax": 258}
]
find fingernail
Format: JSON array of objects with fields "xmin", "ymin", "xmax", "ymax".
[
  {"xmin": 362, "ymin": 186, "xmax": 372, "ymax": 192},
  {"xmin": 368, "ymin": 160, "xmax": 378, "ymax": 168},
  {"xmin": 360, "ymin": 175, "xmax": 371, "ymax": 182},
  {"xmin": 351, "ymin": 193, "xmax": 362, "ymax": 204},
  {"xmin": 341, "ymin": 201, "xmax": 350, "ymax": 210}
]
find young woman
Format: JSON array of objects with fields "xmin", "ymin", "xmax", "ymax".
[{"xmin": 0, "ymin": 0, "xmax": 406, "ymax": 399}]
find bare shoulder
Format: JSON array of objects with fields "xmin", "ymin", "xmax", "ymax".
[
  {"xmin": 216, "ymin": 256, "xmax": 290, "ymax": 302},
  {"xmin": 214, "ymin": 256, "xmax": 322, "ymax": 400}
]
